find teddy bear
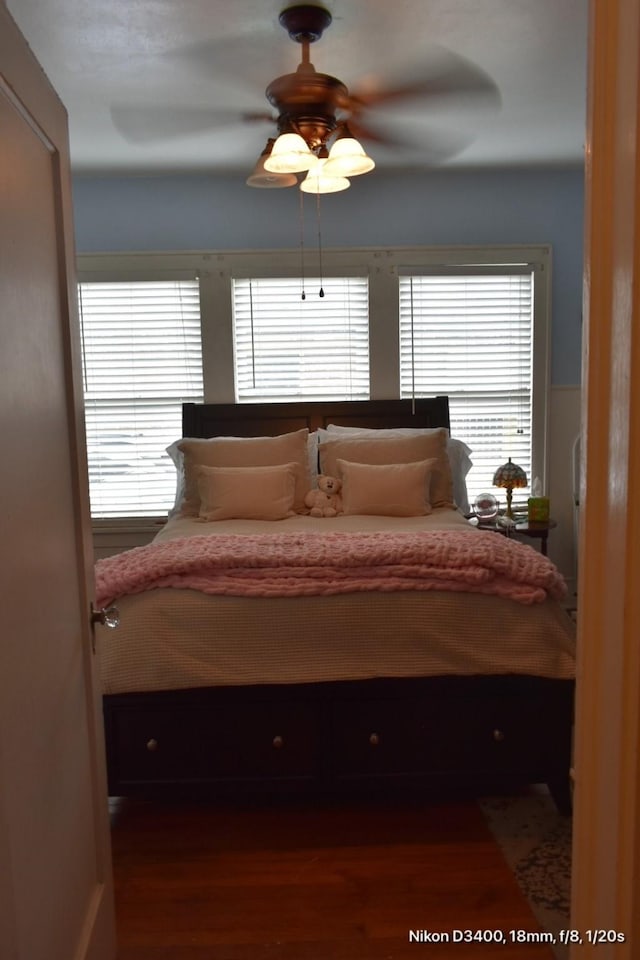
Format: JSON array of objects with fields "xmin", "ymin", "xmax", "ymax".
[{"xmin": 304, "ymin": 474, "xmax": 343, "ymax": 517}]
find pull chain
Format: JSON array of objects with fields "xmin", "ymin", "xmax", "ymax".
[
  {"xmin": 316, "ymin": 191, "xmax": 324, "ymax": 298},
  {"xmin": 299, "ymin": 189, "xmax": 306, "ymax": 300},
  {"xmin": 409, "ymin": 276, "xmax": 416, "ymax": 413},
  {"xmin": 249, "ymin": 280, "xmax": 256, "ymax": 388}
]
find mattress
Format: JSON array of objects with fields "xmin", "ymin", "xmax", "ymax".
[{"xmin": 99, "ymin": 510, "xmax": 576, "ymax": 695}]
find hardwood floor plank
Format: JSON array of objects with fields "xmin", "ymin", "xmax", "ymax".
[{"xmin": 111, "ymin": 798, "xmax": 557, "ymax": 959}]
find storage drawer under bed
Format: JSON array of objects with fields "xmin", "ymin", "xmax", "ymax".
[
  {"xmin": 109, "ymin": 700, "xmax": 320, "ymax": 788},
  {"xmin": 329, "ymin": 692, "xmax": 566, "ymax": 783},
  {"xmin": 103, "ymin": 677, "xmax": 574, "ymax": 810}
]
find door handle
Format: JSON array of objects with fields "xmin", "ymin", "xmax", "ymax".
[{"xmin": 91, "ymin": 605, "xmax": 120, "ymax": 629}]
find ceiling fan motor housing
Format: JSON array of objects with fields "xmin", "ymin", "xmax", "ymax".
[{"xmin": 266, "ymin": 71, "xmax": 348, "ymax": 149}]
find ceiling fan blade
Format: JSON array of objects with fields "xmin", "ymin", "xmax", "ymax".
[
  {"xmin": 350, "ymin": 116, "xmax": 485, "ymax": 166},
  {"xmin": 345, "ymin": 118, "xmax": 421, "ymax": 149},
  {"xmin": 348, "ymin": 44, "xmax": 501, "ymax": 113},
  {"xmin": 110, "ymin": 104, "xmax": 273, "ymax": 144},
  {"xmin": 164, "ymin": 33, "xmax": 298, "ymax": 97}
]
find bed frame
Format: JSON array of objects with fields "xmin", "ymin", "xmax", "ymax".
[{"xmin": 102, "ymin": 398, "xmax": 574, "ymax": 812}]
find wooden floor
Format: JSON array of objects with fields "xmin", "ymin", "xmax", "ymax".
[{"xmin": 110, "ymin": 796, "xmax": 557, "ymax": 959}]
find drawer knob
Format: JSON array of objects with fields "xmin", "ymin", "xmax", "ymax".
[
  {"xmin": 146, "ymin": 738, "xmax": 158, "ymax": 751},
  {"xmin": 492, "ymin": 729, "xmax": 505, "ymax": 742},
  {"xmin": 369, "ymin": 733, "xmax": 380, "ymax": 746},
  {"xmin": 272, "ymin": 735, "xmax": 284, "ymax": 749}
]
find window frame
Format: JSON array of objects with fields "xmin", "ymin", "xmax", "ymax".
[
  {"xmin": 78, "ymin": 254, "xmax": 209, "ymax": 527},
  {"xmin": 397, "ymin": 255, "xmax": 550, "ymax": 500},
  {"xmin": 231, "ymin": 274, "xmax": 370, "ymax": 403},
  {"xmin": 78, "ymin": 245, "xmax": 550, "ymax": 527}
]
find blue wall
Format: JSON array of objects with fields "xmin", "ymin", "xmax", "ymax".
[{"xmin": 72, "ymin": 166, "xmax": 584, "ymax": 385}]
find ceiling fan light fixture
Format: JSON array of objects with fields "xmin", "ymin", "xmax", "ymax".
[
  {"xmin": 246, "ymin": 139, "xmax": 298, "ymax": 188},
  {"xmin": 299, "ymin": 157, "xmax": 350, "ymax": 194},
  {"xmin": 263, "ymin": 132, "xmax": 316, "ymax": 173},
  {"xmin": 323, "ymin": 136, "xmax": 375, "ymax": 177}
]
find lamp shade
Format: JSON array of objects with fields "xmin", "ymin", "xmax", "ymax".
[
  {"xmin": 323, "ymin": 136, "xmax": 375, "ymax": 177},
  {"xmin": 300, "ymin": 157, "xmax": 350, "ymax": 194},
  {"xmin": 263, "ymin": 133, "xmax": 315, "ymax": 173},
  {"xmin": 246, "ymin": 141, "xmax": 298, "ymax": 187},
  {"xmin": 492, "ymin": 458, "xmax": 528, "ymax": 489}
]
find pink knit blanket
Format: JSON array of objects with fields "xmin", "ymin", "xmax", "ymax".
[{"xmin": 95, "ymin": 530, "xmax": 567, "ymax": 607}]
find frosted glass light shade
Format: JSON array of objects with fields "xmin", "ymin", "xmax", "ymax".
[
  {"xmin": 300, "ymin": 158, "xmax": 350, "ymax": 194},
  {"xmin": 263, "ymin": 133, "xmax": 315, "ymax": 173},
  {"xmin": 323, "ymin": 137, "xmax": 375, "ymax": 176},
  {"xmin": 246, "ymin": 152, "xmax": 297, "ymax": 188}
]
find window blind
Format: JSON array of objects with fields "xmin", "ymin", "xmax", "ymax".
[
  {"xmin": 233, "ymin": 276, "xmax": 369, "ymax": 402},
  {"xmin": 78, "ymin": 280, "xmax": 203, "ymax": 518},
  {"xmin": 399, "ymin": 270, "xmax": 533, "ymax": 504}
]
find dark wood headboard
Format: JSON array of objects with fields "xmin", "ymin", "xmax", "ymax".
[{"xmin": 182, "ymin": 398, "xmax": 450, "ymax": 438}]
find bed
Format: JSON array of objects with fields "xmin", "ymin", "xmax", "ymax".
[{"xmin": 98, "ymin": 398, "xmax": 576, "ymax": 812}]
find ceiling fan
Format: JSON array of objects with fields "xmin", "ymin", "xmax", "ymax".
[
  {"xmin": 246, "ymin": 4, "xmax": 381, "ymax": 190},
  {"xmin": 110, "ymin": 3, "xmax": 501, "ymax": 190}
]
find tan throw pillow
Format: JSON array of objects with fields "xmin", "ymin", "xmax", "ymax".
[
  {"xmin": 337, "ymin": 458, "xmax": 437, "ymax": 517},
  {"xmin": 178, "ymin": 428, "xmax": 310, "ymax": 516},
  {"xmin": 318, "ymin": 431, "xmax": 454, "ymax": 508},
  {"xmin": 197, "ymin": 463, "xmax": 298, "ymax": 521},
  {"xmin": 322, "ymin": 423, "xmax": 473, "ymax": 512}
]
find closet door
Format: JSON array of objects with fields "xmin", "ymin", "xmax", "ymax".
[{"xmin": 0, "ymin": 8, "xmax": 116, "ymax": 960}]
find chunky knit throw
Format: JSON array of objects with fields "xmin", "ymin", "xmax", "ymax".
[{"xmin": 95, "ymin": 530, "xmax": 567, "ymax": 607}]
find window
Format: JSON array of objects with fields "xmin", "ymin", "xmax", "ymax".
[
  {"xmin": 399, "ymin": 266, "xmax": 541, "ymax": 504},
  {"xmin": 78, "ymin": 279, "xmax": 203, "ymax": 518},
  {"xmin": 232, "ymin": 276, "xmax": 369, "ymax": 401},
  {"xmin": 77, "ymin": 246, "xmax": 549, "ymax": 527}
]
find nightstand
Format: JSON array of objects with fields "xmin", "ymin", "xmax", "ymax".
[
  {"xmin": 511, "ymin": 519, "xmax": 557, "ymax": 556},
  {"xmin": 470, "ymin": 517, "xmax": 557, "ymax": 556}
]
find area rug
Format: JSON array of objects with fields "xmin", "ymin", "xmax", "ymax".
[{"xmin": 479, "ymin": 791, "xmax": 572, "ymax": 960}]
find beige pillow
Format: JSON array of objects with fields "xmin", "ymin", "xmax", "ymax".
[
  {"xmin": 197, "ymin": 463, "xmax": 298, "ymax": 521},
  {"xmin": 318, "ymin": 431, "xmax": 454, "ymax": 508},
  {"xmin": 337, "ymin": 458, "xmax": 437, "ymax": 517},
  {"xmin": 322, "ymin": 424, "xmax": 472, "ymax": 514},
  {"xmin": 178, "ymin": 428, "xmax": 310, "ymax": 516}
]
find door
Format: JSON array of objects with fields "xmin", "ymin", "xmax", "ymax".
[{"xmin": 0, "ymin": 7, "xmax": 116, "ymax": 960}]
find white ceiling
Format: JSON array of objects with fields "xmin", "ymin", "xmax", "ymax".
[{"xmin": 8, "ymin": 0, "xmax": 589, "ymax": 176}]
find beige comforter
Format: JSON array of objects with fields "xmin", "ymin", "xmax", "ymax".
[{"xmin": 99, "ymin": 510, "xmax": 576, "ymax": 694}]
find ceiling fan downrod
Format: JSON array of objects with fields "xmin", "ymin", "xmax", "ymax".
[{"xmin": 280, "ymin": 4, "xmax": 332, "ymax": 70}]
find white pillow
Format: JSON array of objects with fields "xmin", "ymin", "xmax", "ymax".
[
  {"xmin": 308, "ymin": 430, "xmax": 319, "ymax": 486},
  {"xmin": 337, "ymin": 458, "xmax": 436, "ymax": 517},
  {"xmin": 166, "ymin": 439, "xmax": 187, "ymax": 517},
  {"xmin": 321, "ymin": 424, "xmax": 472, "ymax": 514},
  {"xmin": 197, "ymin": 462, "xmax": 298, "ymax": 521}
]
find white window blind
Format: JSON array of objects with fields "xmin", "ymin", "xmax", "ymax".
[
  {"xmin": 233, "ymin": 276, "xmax": 369, "ymax": 402},
  {"xmin": 78, "ymin": 280, "xmax": 203, "ymax": 518},
  {"xmin": 399, "ymin": 269, "xmax": 534, "ymax": 504}
]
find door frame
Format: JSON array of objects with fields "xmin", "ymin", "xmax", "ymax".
[{"xmin": 571, "ymin": 0, "xmax": 640, "ymax": 953}]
